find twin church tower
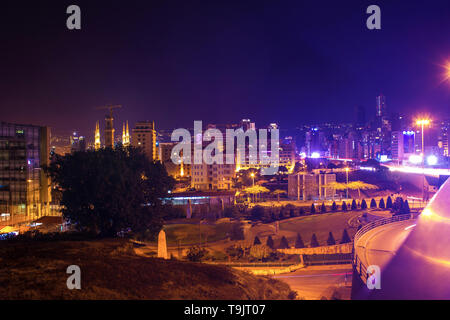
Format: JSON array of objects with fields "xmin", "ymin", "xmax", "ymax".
[{"xmin": 93, "ymin": 105, "xmax": 157, "ymax": 161}]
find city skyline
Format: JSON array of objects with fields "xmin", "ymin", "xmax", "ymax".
[{"xmin": 1, "ymin": 0, "xmax": 449, "ymax": 134}]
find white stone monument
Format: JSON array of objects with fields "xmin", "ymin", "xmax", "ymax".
[{"xmin": 157, "ymin": 229, "xmax": 169, "ymax": 259}]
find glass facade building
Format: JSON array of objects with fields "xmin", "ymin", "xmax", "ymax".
[{"xmin": 0, "ymin": 122, "xmax": 52, "ymax": 222}]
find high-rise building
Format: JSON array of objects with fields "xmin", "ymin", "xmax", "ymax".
[
  {"xmin": 376, "ymin": 94, "xmax": 386, "ymax": 118},
  {"xmin": 355, "ymin": 105, "xmax": 366, "ymax": 128},
  {"xmin": 0, "ymin": 122, "xmax": 52, "ymax": 221},
  {"xmin": 131, "ymin": 121, "xmax": 157, "ymax": 161},
  {"xmin": 104, "ymin": 113, "xmax": 115, "ymax": 148}
]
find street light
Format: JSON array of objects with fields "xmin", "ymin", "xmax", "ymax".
[
  {"xmin": 250, "ymin": 172, "xmax": 255, "ymax": 186},
  {"xmin": 416, "ymin": 118, "xmax": 431, "ymax": 203},
  {"xmin": 345, "ymin": 167, "xmax": 349, "ymax": 200}
]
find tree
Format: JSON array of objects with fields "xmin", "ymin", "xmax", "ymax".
[
  {"xmin": 310, "ymin": 203, "xmax": 316, "ymax": 214},
  {"xmin": 289, "ymin": 208, "xmax": 296, "ymax": 218},
  {"xmin": 45, "ymin": 146, "xmax": 174, "ymax": 239},
  {"xmin": 224, "ymin": 206, "xmax": 239, "ymax": 218},
  {"xmin": 273, "ymin": 189, "xmax": 287, "ymax": 202},
  {"xmin": 386, "ymin": 196, "xmax": 393, "ymax": 209},
  {"xmin": 295, "ymin": 233, "xmax": 305, "ymax": 248},
  {"xmin": 250, "ymin": 205, "xmax": 265, "ymax": 221},
  {"xmin": 249, "ymin": 245, "xmax": 271, "ymax": 260},
  {"xmin": 351, "ymin": 199, "xmax": 357, "ymax": 210},
  {"xmin": 361, "ymin": 199, "xmax": 368, "ymax": 210},
  {"xmin": 331, "ymin": 201, "xmax": 337, "ymax": 212},
  {"xmin": 271, "ymin": 212, "xmax": 277, "ymax": 222},
  {"xmin": 279, "ymin": 236, "xmax": 290, "ymax": 249},
  {"xmin": 341, "ymin": 201, "xmax": 348, "ymax": 211},
  {"xmin": 310, "ymin": 233, "xmax": 319, "ymax": 247},
  {"xmin": 324, "ymin": 181, "xmax": 347, "ymax": 200},
  {"xmin": 347, "ymin": 181, "xmax": 378, "ymax": 199},
  {"xmin": 402, "ymin": 200, "xmax": 411, "ymax": 214},
  {"xmin": 340, "ymin": 229, "xmax": 351, "ymax": 244},
  {"xmin": 266, "ymin": 236, "xmax": 274, "ymax": 249},
  {"xmin": 244, "ymin": 185, "xmax": 270, "ymax": 203},
  {"xmin": 326, "ymin": 232, "xmax": 336, "ymax": 246},
  {"xmin": 253, "ymin": 236, "xmax": 261, "ymax": 245},
  {"xmin": 370, "ymin": 198, "xmax": 377, "ymax": 209},
  {"xmin": 321, "ymin": 202, "xmax": 327, "ymax": 213},
  {"xmin": 379, "ymin": 198, "xmax": 386, "ymax": 209}
]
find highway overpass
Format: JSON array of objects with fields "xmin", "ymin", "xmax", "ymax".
[{"xmin": 352, "ymin": 177, "xmax": 450, "ymax": 299}]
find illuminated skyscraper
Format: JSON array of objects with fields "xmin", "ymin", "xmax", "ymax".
[
  {"xmin": 376, "ymin": 94, "xmax": 386, "ymax": 118},
  {"xmin": 94, "ymin": 121, "xmax": 101, "ymax": 150}
]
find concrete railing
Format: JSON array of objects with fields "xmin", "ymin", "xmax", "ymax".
[{"xmin": 352, "ymin": 213, "xmax": 417, "ymax": 284}]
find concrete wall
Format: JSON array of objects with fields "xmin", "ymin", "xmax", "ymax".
[{"xmin": 277, "ymin": 243, "xmax": 353, "ymax": 255}]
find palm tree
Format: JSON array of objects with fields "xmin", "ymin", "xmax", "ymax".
[
  {"xmin": 347, "ymin": 181, "xmax": 378, "ymax": 199},
  {"xmin": 324, "ymin": 181, "xmax": 347, "ymax": 200},
  {"xmin": 272, "ymin": 189, "xmax": 287, "ymax": 202},
  {"xmin": 244, "ymin": 185, "xmax": 270, "ymax": 203}
]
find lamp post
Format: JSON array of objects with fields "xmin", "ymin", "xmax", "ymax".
[
  {"xmin": 345, "ymin": 167, "xmax": 349, "ymax": 200},
  {"xmin": 250, "ymin": 172, "xmax": 255, "ymax": 186},
  {"xmin": 416, "ymin": 119, "xmax": 430, "ymax": 203}
]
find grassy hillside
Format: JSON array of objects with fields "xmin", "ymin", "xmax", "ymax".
[{"xmin": 0, "ymin": 238, "xmax": 295, "ymax": 300}]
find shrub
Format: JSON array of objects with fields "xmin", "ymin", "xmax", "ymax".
[
  {"xmin": 310, "ymin": 203, "xmax": 316, "ymax": 214},
  {"xmin": 295, "ymin": 233, "xmax": 305, "ymax": 248},
  {"xmin": 299, "ymin": 207, "xmax": 305, "ymax": 216},
  {"xmin": 223, "ymin": 206, "xmax": 239, "ymax": 218},
  {"xmin": 361, "ymin": 199, "xmax": 367, "ymax": 210},
  {"xmin": 186, "ymin": 246, "xmax": 207, "ymax": 262},
  {"xmin": 266, "ymin": 235, "xmax": 274, "ymax": 249},
  {"xmin": 379, "ymin": 198, "xmax": 385, "ymax": 209},
  {"xmin": 321, "ymin": 202, "xmax": 326, "ymax": 213},
  {"xmin": 370, "ymin": 198, "xmax": 377, "ymax": 209},
  {"xmin": 386, "ymin": 196, "xmax": 393, "ymax": 209},
  {"xmin": 340, "ymin": 229, "xmax": 351, "ymax": 244},
  {"xmin": 253, "ymin": 236, "xmax": 261, "ymax": 245},
  {"xmin": 225, "ymin": 245, "xmax": 244, "ymax": 259},
  {"xmin": 271, "ymin": 212, "xmax": 277, "ymax": 221},
  {"xmin": 351, "ymin": 199, "xmax": 357, "ymax": 210},
  {"xmin": 289, "ymin": 208, "xmax": 296, "ymax": 218},
  {"xmin": 310, "ymin": 233, "xmax": 319, "ymax": 247},
  {"xmin": 326, "ymin": 232, "xmax": 336, "ymax": 246},
  {"xmin": 249, "ymin": 244, "xmax": 272, "ymax": 260},
  {"xmin": 331, "ymin": 202, "xmax": 337, "ymax": 212},
  {"xmin": 341, "ymin": 201, "xmax": 347, "ymax": 211},
  {"xmin": 279, "ymin": 236, "xmax": 290, "ymax": 249},
  {"xmin": 402, "ymin": 200, "xmax": 411, "ymax": 214},
  {"xmin": 250, "ymin": 205, "xmax": 265, "ymax": 221}
]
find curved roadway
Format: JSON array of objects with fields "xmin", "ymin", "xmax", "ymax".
[{"xmin": 354, "ymin": 220, "xmax": 417, "ymax": 271}]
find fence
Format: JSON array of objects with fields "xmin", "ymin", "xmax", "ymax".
[{"xmin": 352, "ymin": 213, "xmax": 417, "ymax": 284}]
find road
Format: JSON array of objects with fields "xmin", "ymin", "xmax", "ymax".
[
  {"xmin": 354, "ymin": 219, "xmax": 416, "ymax": 271},
  {"xmin": 273, "ymin": 265, "xmax": 352, "ymax": 300}
]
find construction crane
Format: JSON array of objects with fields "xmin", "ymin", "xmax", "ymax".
[{"xmin": 95, "ymin": 104, "xmax": 122, "ymax": 117}]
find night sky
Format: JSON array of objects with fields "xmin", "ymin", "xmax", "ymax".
[{"xmin": 1, "ymin": 0, "xmax": 449, "ymax": 138}]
